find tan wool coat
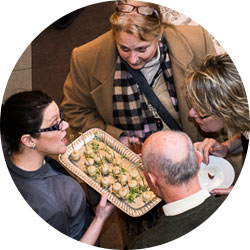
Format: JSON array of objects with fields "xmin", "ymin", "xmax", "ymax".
[{"xmin": 61, "ymin": 25, "xmax": 216, "ymax": 142}]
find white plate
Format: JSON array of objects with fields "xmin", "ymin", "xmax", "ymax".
[{"xmin": 198, "ymin": 156, "xmax": 235, "ymax": 191}]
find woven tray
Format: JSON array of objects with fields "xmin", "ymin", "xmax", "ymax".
[{"xmin": 58, "ymin": 128, "xmax": 161, "ymax": 217}]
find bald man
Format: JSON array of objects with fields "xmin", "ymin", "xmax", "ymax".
[{"xmin": 131, "ymin": 131, "xmax": 227, "ymax": 249}]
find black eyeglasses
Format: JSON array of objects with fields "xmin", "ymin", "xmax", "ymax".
[
  {"xmin": 193, "ymin": 108, "xmax": 211, "ymax": 120},
  {"xmin": 32, "ymin": 111, "xmax": 64, "ymax": 134},
  {"xmin": 198, "ymin": 114, "xmax": 211, "ymax": 120},
  {"xmin": 116, "ymin": 4, "xmax": 159, "ymax": 19}
]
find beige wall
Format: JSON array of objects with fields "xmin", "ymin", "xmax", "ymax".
[{"xmin": 2, "ymin": 45, "xmax": 32, "ymax": 103}]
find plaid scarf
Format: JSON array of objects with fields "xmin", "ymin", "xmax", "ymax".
[{"xmin": 113, "ymin": 38, "xmax": 179, "ymax": 140}]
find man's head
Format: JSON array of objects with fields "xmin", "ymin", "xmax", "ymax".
[{"xmin": 142, "ymin": 131, "xmax": 202, "ymax": 200}]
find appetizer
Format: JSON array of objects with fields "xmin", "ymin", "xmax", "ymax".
[
  {"xmin": 70, "ymin": 150, "xmax": 80, "ymax": 161},
  {"xmin": 118, "ymin": 187, "xmax": 129, "ymax": 199},
  {"xmin": 101, "ymin": 164, "xmax": 110, "ymax": 176},
  {"xmin": 87, "ymin": 165, "xmax": 97, "ymax": 176},
  {"xmin": 119, "ymin": 175, "xmax": 128, "ymax": 186},
  {"xmin": 142, "ymin": 191, "xmax": 154, "ymax": 202},
  {"xmin": 101, "ymin": 176, "xmax": 110, "ymax": 188},
  {"xmin": 129, "ymin": 168, "xmax": 139, "ymax": 179},
  {"xmin": 113, "ymin": 166, "xmax": 121, "ymax": 176},
  {"xmin": 128, "ymin": 179, "xmax": 138, "ymax": 190},
  {"xmin": 112, "ymin": 182, "xmax": 122, "ymax": 193}
]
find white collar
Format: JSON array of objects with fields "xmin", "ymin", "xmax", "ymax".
[
  {"xmin": 243, "ymin": 131, "xmax": 250, "ymax": 139},
  {"xmin": 163, "ymin": 188, "xmax": 211, "ymax": 216}
]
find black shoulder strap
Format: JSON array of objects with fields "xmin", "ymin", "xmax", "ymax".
[{"xmin": 123, "ymin": 61, "xmax": 182, "ymax": 131}]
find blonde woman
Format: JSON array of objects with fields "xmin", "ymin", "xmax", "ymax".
[
  {"xmin": 185, "ymin": 53, "xmax": 250, "ymax": 194},
  {"xmin": 61, "ymin": 0, "xmax": 215, "ymax": 147}
]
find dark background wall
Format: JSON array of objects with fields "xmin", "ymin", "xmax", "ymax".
[{"xmin": 32, "ymin": 1, "xmax": 115, "ymax": 105}]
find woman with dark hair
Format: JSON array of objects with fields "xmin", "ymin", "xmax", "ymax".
[{"xmin": 1, "ymin": 90, "xmax": 114, "ymax": 245}]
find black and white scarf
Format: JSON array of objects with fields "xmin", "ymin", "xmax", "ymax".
[{"xmin": 113, "ymin": 38, "xmax": 179, "ymax": 140}]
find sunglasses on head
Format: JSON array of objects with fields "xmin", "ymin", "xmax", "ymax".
[{"xmin": 116, "ymin": 4, "xmax": 159, "ymax": 19}]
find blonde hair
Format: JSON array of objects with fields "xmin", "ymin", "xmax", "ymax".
[
  {"xmin": 185, "ymin": 53, "xmax": 250, "ymax": 136},
  {"xmin": 110, "ymin": 0, "xmax": 168, "ymax": 41}
]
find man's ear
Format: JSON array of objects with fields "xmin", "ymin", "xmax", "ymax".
[
  {"xmin": 20, "ymin": 134, "xmax": 35, "ymax": 148},
  {"xmin": 147, "ymin": 172, "xmax": 158, "ymax": 189},
  {"xmin": 195, "ymin": 150, "xmax": 203, "ymax": 169}
]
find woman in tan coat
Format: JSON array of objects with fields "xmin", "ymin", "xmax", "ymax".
[{"xmin": 61, "ymin": 0, "xmax": 216, "ymax": 148}]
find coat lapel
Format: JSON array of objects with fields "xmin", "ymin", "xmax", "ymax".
[
  {"xmin": 89, "ymin": 31, "xmax": 117, "ymax": 125},
  {"xmin": 165, "ymin": 26, "xmax": 197, "ymax": 141},
  {"xmin": 165, "ymin": 26, "xmax": 194, "ymax": 70}
]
